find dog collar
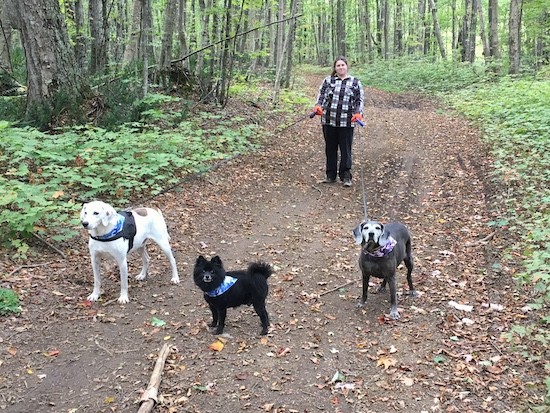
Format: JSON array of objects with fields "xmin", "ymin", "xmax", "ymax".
[
  {"xmin": 90, "ymin": 213, "xmax": 125, "ymax": 242},
  {"xmin": 206, "ymin": 276, "xmax": 238, "ymax": 297},
  {"xmin": 364, "ymin": 236, "xmax": 397, "ymax": 257}
]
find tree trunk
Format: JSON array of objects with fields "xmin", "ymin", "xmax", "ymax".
[
  {"xmin": 0, "ymin": 2, "xmax": 14, "ymax": 73},
  {"xmin": 428, "ymin": 0, "xmax": 446, "ymax": 59},
  {"xmin": 282, "ymin": 0, "xmax": 299, "ymax": 88},
  {"xmin": 477, "ymin": 0, "xmax": 490, "ymax": 60},
  {"xmin": 468, "ymin": 0, "xmax": 478, "ymax": 62},
  {"xmin": 488, "ymin": 0, "xmax": 501, "ymax": 59},
  {"xmin": 336, "ymin": 0, "xmax": 346, "ymax": 56},
  {"xmin": 383, "ymin": 0, "xmax": 389, "ymax": 59},
  {"xmin": 177, "ymin": 0, "xmax": 188, "ymax": 67},
  {"xmin": 13, "ymin": 0, "xmax": 82, "ymax": 114},
  {"xmin": 89, "ymin": 0, "xmax": 108, "ymax": 75},
  {"xmin": 217, "ymin": 0, "xmax": 232, "ymax": 104},
  {"xmin": 376, "ymin": 0, "xmax": 383, "ymax": 57},
  {"xmin": 159, "ymin": 0, "xmax": 178, "ymax": 71},
  {"xmin": 460, "ymin": 0, "xmax": 472, "ymax": 61},
  {"xmin": 123, "ymin": 0, "xmax": 143, "ymax": 63},
  {"xmin": 65, "ymin": 0, "xmax": 86, "ymax": 72},
  {"xmin": 417, "ymin": 0, "xmax": 426, "ymax": 55},
  {"xmin": 111, "ymin": 0, "xmax": 127, "ymax": 69},
  {"xmin": 394, "ymin": 0, "xmax": 403, "ymax": 56},
  {"xmin": 508, "ymin": 0, "xmax": 523, "ymax": 74}
]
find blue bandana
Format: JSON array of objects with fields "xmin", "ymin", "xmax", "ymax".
[
  {"xmin": 90, "ymin": 213, "xmax": 125, "ymax": 241},
  {"xmin": 364, "ymin": 236, "xmax": 397, "ymax": 257},
  {"xmin": 206, "ymin": 276, "xmax": 238, "ymax": 297}
]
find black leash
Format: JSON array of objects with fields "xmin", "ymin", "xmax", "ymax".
[{"xmin": 355, "ymin": 121, "xmax": 369, "ymax": 221}]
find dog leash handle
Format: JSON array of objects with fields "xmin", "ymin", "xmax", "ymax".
[
  {"xmin": 309, "ymin": 112, "xmax": 317, "ymax": 119},
  {"xmin": 356, "ymin": 119, "xmax": 365, "ymax": 127}
]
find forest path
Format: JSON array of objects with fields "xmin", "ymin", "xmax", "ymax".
[{"xmin": 0, "ymin": 74, "xmax": 540, "ymax": 412}]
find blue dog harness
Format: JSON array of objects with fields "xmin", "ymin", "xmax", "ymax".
[
  {"xmin": 363, "ymin": 236, "xmax": 397, "ymax": 257},
  {"xmin": 90, "ymin": 211, "xmax": 137, "ymax": 252},
  {"xmin": 206, "ymin": 276, "xmax": 238, "ymax": 297}
]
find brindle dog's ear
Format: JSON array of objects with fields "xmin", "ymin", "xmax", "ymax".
[
  {"xmin": 378, "ymin": 224, "xmax": 391, "ymax": 245},
  {"xmin": 352, "ymin": 223, "xmax": 364, "ymax": 245}
]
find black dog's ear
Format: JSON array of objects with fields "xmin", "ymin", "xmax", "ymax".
[
  {"xmin": 196, "ymin": 255, "xmax": 207, "ymax": 264},
  {"xmin": 211, "ymin": 256, "xmax": 223, "ymax": 266}
]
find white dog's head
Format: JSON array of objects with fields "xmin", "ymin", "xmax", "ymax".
[
  {"xmin": 80, "ymin": 201, "xmax": 118, "ymax": 231},
  {"xmin": 352, "ymin": 220, "xmax": 389, "ymax": 248}
]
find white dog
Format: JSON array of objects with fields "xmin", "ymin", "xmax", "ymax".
[{"xmin": 80, "ymin": 200, "xmax": 180, "ymax": 304}]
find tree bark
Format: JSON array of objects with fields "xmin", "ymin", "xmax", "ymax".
[
  {"xmin": 468, "ymin": 0, "xmax": 478, "ymax": 62},
  {"xmin": 428, "ymin": 0, "xmax": 446, "ymax": 59},
  {"xmin": 89, "ymin": 0, "xmax": 108, "ymax": 74},
  {"xmin": 477, "ymin": 0, "xmax": 490, "ymax": 60},
  {"xmin": 159, "ymin": 0, "xmax": 178, "ymax": 71},
  {"xmin": 13, "ymin": 0, "xmax": 82, "ymax": 114},
  {"xmin": 508, "ymin": 0, "xmax": 523, "ymax": 74},
  {"xmin": 394, "ymin": 0, "xmax": 403, "ymax": 56},
  {"xmin": 488, "ymin": 0, "xmax": 501, "ymax": 59}
]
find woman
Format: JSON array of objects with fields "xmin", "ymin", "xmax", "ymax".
[{"xmin": 313, "ymin": 56, "xmax": 364, "ymax": 187}]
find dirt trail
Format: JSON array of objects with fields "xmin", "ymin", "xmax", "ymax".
[{"xmin": 0, "ymin": 75, "xmax": 543, "ymax": 412}]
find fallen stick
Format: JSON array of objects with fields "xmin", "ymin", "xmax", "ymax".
[
  {"xmin": 464, "ymin": 231, "xmax": 496, "ymax": 247},
  {"xmin": 319, "ymin": 280, "xmax": 355, "ymax": 296},
  {"xmin": 138, "ymin": 343, "xmax": 172, "ymax": 413}
]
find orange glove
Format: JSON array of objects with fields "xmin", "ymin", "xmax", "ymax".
[
  {"xmin": 351, "ymin": 113, "xmax": 363, "ymax": 123},
  {"xmin": 313, "ymin": 105, "xmax": 323, "ymax": 116}
]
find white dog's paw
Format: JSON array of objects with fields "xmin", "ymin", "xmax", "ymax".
[
  {"xmin": 135, "ymin": 273, "xmax": 147, "ymax": 281},
  {"xmin": 171, "ymin": 276, "xmax": 180, "ymax": 284},
  {"xmin": 87, "ymin": 292, "xmax": 100, "ymax": 302},
  {"xmin": 118, "ymin": 295, "xmax": 130, "ymax": 304}
]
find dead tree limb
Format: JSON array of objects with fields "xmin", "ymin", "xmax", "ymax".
[
  {"xmin": 138, "ymin": 343, "xmax": 172, "ymax": 413},
  {"xmin": 171, "ymin": 13, "xmax": 303, "ymax": 64}
]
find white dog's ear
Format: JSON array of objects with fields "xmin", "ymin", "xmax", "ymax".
[
  {"xmin": 101, "ymin": 203, "xmax": 117, "ymax": 227},
  {"xmin": 352, "ymin": 223, "xmax": 364, "ymax": 245}
]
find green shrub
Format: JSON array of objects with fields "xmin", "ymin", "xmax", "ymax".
[{"xmin": 0, "ymin": 288, "xmax": 21, "ymax": 316}]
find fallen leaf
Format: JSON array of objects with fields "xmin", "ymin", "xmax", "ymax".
[
  {"xmin": 209, "ymin": 340, "xmax": 224, "ymax": 352},
  {"xmin": 376, "ymin": 356, "xmax": 397, "ymax": 369},
  {"xmin": 150, "ymin": 317, "xmax": 166, "ymax": 327},
  {"xmin": 401, "ymin": 377, "xmax": 414, "ymax": 386},
  {"xmin": 7, "ymin": 347, "xmax": 17, "ymax": 356}
]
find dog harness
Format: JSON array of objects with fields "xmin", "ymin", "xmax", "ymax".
[
  {"xmin": 363, "ymin": 236, "xmax": 397, "ymax": 257},
  {"xmin": 90, "ymin": 211, "xmax": 137, "ymax": 252},
  {"xmin": 205, "ymin": 276, "xmax": 238, "ymax": 297}
]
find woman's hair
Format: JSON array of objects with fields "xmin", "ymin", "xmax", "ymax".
[{"xmin": 331, "ymin": 56, "xmax": 348, "ymax": 76}]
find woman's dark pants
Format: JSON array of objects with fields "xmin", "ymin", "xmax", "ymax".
[{"xmin": 322, "ymin": 125, "xmax": 354, "ymax": 181}]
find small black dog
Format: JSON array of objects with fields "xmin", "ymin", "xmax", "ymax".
[
  {"xmin": 352, "ymin": 220, "xmax": 417, "ymax": 319},
  {"xmin": 193, "ymin": 255, "xmax": 273, "ymax": 335}
]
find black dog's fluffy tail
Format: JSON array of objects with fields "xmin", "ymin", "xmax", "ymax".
[{"xmin": 248, "ymin": 262, "xmax": 273, "ymax": 279}]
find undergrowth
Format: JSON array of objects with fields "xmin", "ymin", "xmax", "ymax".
[
  {"xmin": 0, "ymin": 111, "xmax": 261, "ymax": 255},
  {"xmin": 0, "ymin": 288, "xmax": 21, "ymax": 316},
  {"xmin": 450, "ymin": 79, "xmax": 550, "ymax": 408}
]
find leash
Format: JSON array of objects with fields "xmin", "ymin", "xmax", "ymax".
[
  {"xmin": 355, "ymin": 120, "xmax": 369, "ymax": 221},
  {"xmin": 276, "ymin": 113, "xmax": 313, "ymax": 134}
]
